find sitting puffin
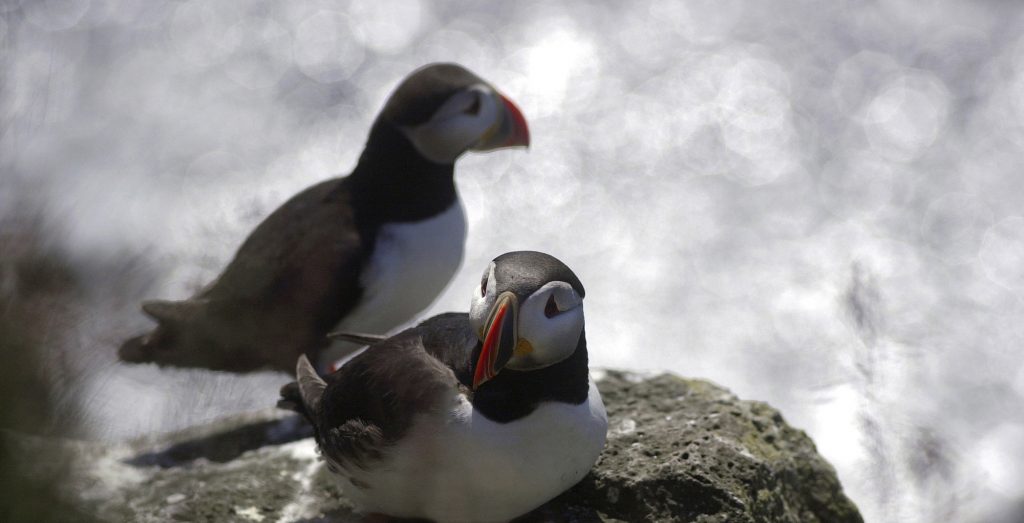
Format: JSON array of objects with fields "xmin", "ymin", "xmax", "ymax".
[
  {"xmin": 279, "ymin": 251, "xmax": 608, "ymax": 522},
  {"xmin": 119, "ymin": 63, "xmax": 530, "ymax": 373}
]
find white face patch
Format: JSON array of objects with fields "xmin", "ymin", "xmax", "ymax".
[
  {"xmin": 403, "ymin": 84, "xmax": 502, "ymax": 164},
  {"xmin": 507, "ymin": 281, "xmax": 584, "ymax": 371},
  {"xmin": 469, "ymin": 262, "xmax": 498, "ymax": 338},
  {"xmin": 337, "ymin": 378, "xmax": 607, "ymax": 522}
]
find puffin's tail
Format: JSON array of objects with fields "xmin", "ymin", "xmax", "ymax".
[
  {"xmin": 118, "ymin": 299, "xmax": 204, "ymax": 365},
  {"xmin": 118, "ymin": 331, "xmax": 154, "ymax": 363},
  {"xmin": 277, "ymin": 354, "xmax": 326, "ymax": 423},
  {"xmin": 277, "ymin": 381, "xmax": 308, "ymax": 418}
]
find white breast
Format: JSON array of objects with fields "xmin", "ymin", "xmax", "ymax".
[
  {"xmin": 320, "ymin": 201, "xmax": 466, "ymax": 368},
  {"xmin": 337, "ymin": 379, "xmax": 608, "ymax": 522}
]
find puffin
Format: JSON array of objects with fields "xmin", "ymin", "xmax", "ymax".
[
  {"xmin": 278, "ymin": 251, "xmax": 608, "ymax": 522},
  {"xmin": 119, "ymin": 63, "xmax": 530, "ymax": 373}
]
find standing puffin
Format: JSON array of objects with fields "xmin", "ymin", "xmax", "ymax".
[
  {"xmin": 279, "ymin": 251, "xmax": 608, "ymax": 522},
  {"xmin": 119, "ymin": 63, "xmax": 529, "ymax": 373}
]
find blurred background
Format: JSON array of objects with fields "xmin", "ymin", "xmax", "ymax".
[{"xmin": 2, "ymin": 0, "xmax": 1024, "ymax": 521}]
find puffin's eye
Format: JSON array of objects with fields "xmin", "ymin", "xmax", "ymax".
[
  {"xmin": 464, "ymin": 95, "xmax": 481, "ymax": 116},
  {"xmin": 480, "ymin": 273, "xmax": 488, "ymax": 297},
  {"xmin": 544, "ymin": 294, "xmax": 560, "ymax": 318}
]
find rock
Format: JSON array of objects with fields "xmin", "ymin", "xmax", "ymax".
[
  {"xmin": 535, "ymin": 371, "xmax": 863, "ymax": 522},
  {"xmin": 19, "ymin": 371, "xmax": 862, "ymax": 522}
]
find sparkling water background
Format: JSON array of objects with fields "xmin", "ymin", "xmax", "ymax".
[{"xmin": 3, "ymin": 1, "xmax": 1024, "ymax": 521}]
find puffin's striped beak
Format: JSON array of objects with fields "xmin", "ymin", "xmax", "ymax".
[
  {"xmin": 473, "ymin": 93, "xmax": 530, "ymax": 151},
  {"xmin": 473, "ymin": 292, "xmax": 518, "ymax": 390},
  {"xmin": 498, "ymin": 94, "xmax": 530, "ymax": 147}
]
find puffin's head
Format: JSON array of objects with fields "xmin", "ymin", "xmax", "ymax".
[
  {"xmin": 379, "ymin": 63, "xmax": 530, "ymax": 164},
  {"xmin": 468, "ymin": 251, "xmax": 585, "ymax": 390}
]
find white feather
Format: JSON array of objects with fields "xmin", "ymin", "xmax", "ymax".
[
  {"xmin": 332, "ymin": 378, "xmax": 608, "ymax": 522},
  {"xmin": 319, "ymin": 201, "xmax": 466, "ymax": 369}
]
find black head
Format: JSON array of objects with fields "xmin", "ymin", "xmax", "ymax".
[
  {"xmin": 380, "ymin": 64, "xmax": 488, "ymax": 126},
  {"xmin": 468, "ymin": 251, "xmax": 586, "ymax": 389},
  {"xmin": 373, "ymin": 63, "xmax": 530, "ymax": 164},
  {"xmin": 490, "ymin": 250, "xmax": 585, "ymax": 300}
]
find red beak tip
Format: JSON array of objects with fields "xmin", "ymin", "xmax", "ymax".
[
  {"xmin": 474, "ymin": 299, "xmax": 512, "ymax": 390},
  {"xmin": 500, "ymin": 94, "xmax": 530, "ymax": 148}
]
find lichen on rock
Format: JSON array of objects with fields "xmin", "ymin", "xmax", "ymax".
[
  {"xmin": 535, "ymin": 371, "xmax": 863, "ymax": 522},
  {"xmin": 23, "ymin": 371, "xmax": 861, "ymax": 522}
]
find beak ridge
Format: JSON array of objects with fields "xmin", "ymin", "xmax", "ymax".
[
  {"xmin": 472, "ymin": 93, "xmax": 530, "ymax": 152},
  {"xmin": 499, "ymin": 93, "xmax": 530, "ymax": 148},
  {"xmin": 472, "ymin": 292, "xmax": 518, "ymax": 390}
]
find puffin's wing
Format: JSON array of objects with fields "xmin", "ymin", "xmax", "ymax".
[
  {"xmin": 121, "ymin": 177, "xmax": 366, "ymax": 371},
  {"xmin": 324, "ymin": 314, "xmax": 477, "ymax": 380},
  {"xmin": 277, "ymin": 354, "xmax": 325, "ymax": 419},
  {"xmin": 203, "ymin": 178, "xmax": 364, "ymax": 321},
  {"xmin": 297, "ymin": 330, "xmax": 459, "ymax": 468},
  {"xmin": 325, "ymin": 331, "xmax": 389, "ymax": 345},
  {"xmin": 416, "ymin": 312, "xmax": 478, "ymax": 387}
]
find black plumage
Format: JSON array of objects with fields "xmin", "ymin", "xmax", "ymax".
[
  {"xmin": 119, "ymin": 63, "xmax": 528, "ymax": 372},
  {"xmin": 280, "ymin": 251, "xmax": 592, "ymax": 463}
]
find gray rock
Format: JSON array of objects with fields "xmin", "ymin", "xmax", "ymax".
[
  {"xmin": 29, "ymin": 371, "xmax": 862, "ymax": 522},
  {"xmin": 537, "ymin": 371, "xmax": 863, "ymax": 522}
]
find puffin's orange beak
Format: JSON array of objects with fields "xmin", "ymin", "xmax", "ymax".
[
  {"xmin": 473, "ymin": 292, "xmax": 518, "ymax": 390},
  {"xmin": 472, "ymin": 93, "xmax": 530, "ymax": 152},
  {"xmin": 498, "ymin": 93, "xmax": 530, "ymax": 148}
]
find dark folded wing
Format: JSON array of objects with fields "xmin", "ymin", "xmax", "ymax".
[
  {"xmin": 415, "ymin": 312, "xmax": 478, "ymax": 387},
  {"xmin": 312, "ymin": 330, "xmax": 459, "ymax": 467},
  {"xmin": 200, "ymin": 178, "xmax": 365, "ymax": 331}
]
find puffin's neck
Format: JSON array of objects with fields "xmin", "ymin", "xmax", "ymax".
[
  {"xmin": 349, "ymin": 120, "xmax": 458, "ymax": 222},
  {"xmin": 470, "ymin": 332, "xmax": 591, "ymax": 423}
]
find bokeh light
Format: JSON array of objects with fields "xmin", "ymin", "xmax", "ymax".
[
  {"xmin": 979, "ymin": 216, "xmax": 1024, "ymax": 292},
  {"xmin": 349, "ymin": 0, "xmax": 426, "ymax": 54},
  {"xmin": 3, "ymin": 1, "xmax": 1024, "ymax": 522},
  {"xmin": 23, "ymin": 0, "xmax": 89, "ymax": 31},
  {"xmin": 861, "ymin": 72, "xmax": 950, "ymax": 161},
  {"xmin": 293, "ymin": 11, "xmax": 365, "ymax": 84}
]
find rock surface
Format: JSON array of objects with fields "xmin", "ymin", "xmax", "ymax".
[{"xmin": 33, "ymin": 371, "xmax": 862, "ymax": 522}]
